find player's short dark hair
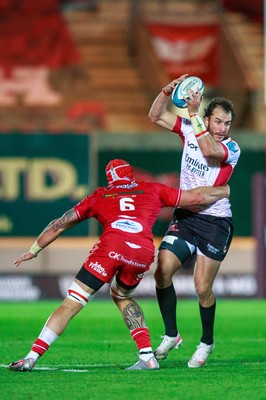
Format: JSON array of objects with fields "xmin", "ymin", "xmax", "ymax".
[{"xmin": 203, "ymin": 97, "xmax": 236, "ymax": 121}]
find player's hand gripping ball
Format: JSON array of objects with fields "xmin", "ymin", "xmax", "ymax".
[{"xmin": 172, "ymin": 76, "xmax": 204, "ymax": 108}]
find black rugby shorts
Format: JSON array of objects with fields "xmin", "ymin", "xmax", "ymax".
[{"xmin": 159, "ymin": 209, "xmax": 234, "ymax": 262}]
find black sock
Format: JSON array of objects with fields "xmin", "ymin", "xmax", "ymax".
[
  {"xmin": 199, "ymin": 301, "xmax": 216, "ymax": 345},
  {"xmin": 156, "ymin": 284, "xmax": 178, "ymax": 337}
]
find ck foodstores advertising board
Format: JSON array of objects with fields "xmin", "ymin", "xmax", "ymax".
[{"xmin": 0, "ymin": 133, "xmax": 93, "ymax": 236}]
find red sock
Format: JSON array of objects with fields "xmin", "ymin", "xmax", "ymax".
[
  {"xmin": 31, "ymin": 338, "xmax": 49, "ymax": 356},
  {"xmin": 130, "ymin": 328, "xmax": 152, "ymax": 351}
]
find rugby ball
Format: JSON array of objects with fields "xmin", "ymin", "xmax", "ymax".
[{"xmin": 172, "ymin": 76, "xmax": 204, "ymax": 108}]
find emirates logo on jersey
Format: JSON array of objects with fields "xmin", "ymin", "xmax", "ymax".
[{"xmin": 185, "ymin": 153, "xmax": 209, "ymax": 171}]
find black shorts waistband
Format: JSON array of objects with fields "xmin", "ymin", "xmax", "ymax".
[{"xmin": 173, "ymin": 208, "xmax": 233, "ymax": 225}]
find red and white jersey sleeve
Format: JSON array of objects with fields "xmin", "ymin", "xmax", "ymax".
[
  {"xmin": 172, "ymin": 116, "xmax": 241, "ymax": 217},
  {"xmin": 74, "ymin": 182, "xmax": 180, "ymax": 250}
]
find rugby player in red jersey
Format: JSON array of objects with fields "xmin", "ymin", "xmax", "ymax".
[{"xmin": 9, "ymin": 159, "xmax": 229, "ymax": 371}]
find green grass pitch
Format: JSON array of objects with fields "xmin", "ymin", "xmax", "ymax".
[{"xmin": 1, "ymin": 299, "xmax": 265, "ymax": 400}]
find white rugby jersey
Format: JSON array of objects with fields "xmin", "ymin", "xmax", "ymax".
[{"xmin": 172, "ymin": 117, "xmax": 241, "ymax": 217}]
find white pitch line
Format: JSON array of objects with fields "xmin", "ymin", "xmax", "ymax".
[
  {"xmin": 0, "ymin": 364, "xmax": 88, "ymax": 372},
  {"xmin": 35, "ymin": 367, "xmax": 90, "ymax": 372},
  {"xmin": 2, "ymin": 361, "xmax": 265, "ymax": 372},
  {"xmin": 0, "ymin": 363, "xmax": 123, "ymax": 372}
]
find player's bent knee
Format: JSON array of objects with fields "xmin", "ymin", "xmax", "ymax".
[
  {"xmin": 195, "ymin": 285, "xmax": 212, "ymax": 300},
  {"xmin": 154, "ymin": 267, "xmax": 174, "ymax": 287},
  {"xmin": 110, "ymin": 276, "xmax": 134, "ymax": 300},
  {"xmin": 67, "ymin": 281, "xmax": 94, "ymax": 307}
]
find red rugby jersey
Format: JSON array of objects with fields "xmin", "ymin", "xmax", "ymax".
[{"xmin": 74, "ymin": 181, "xmax": 181, "ymax": 250}]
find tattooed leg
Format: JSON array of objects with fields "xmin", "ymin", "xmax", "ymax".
[
  {"xmin": 111, "ymin": 280, "xmax": 154, "ymax": 357},
  {"xmin": 122, "ymin": 300, "xmax": 146, "ymax": 330},
  {"xmin": 110, "ymin": 276, "xmax": 151, "ymax": 341},
  {"xmin": 110, "ymin": 276, "xmax": 146, "ymax": 329},
  {"xmin": 113, "ymin": 297, "xmax": 152, "ymax": 348}
]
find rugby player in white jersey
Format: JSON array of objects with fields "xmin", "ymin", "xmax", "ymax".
[{"xmin": 149, "ymin": 75, "xmax": 241, "ymax": 368}]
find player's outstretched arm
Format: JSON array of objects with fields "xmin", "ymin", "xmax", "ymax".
[
  {"xmin": 179, "ymin": 185, "xmax": 230, "ymax": 208},
  {"xmin": 148, "ymin": 74, "xmax": 188, "ymax": 130},
  {"xmin": 14, "ymin": 209, "xmax": 80, "ymax": 267}
]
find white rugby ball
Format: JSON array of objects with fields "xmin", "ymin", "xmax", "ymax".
[{"xmin": 172, "ymin": 76, "xmax": 204, "ymax": 108}]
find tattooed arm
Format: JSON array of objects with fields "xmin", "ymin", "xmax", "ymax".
[{"xmin": 14, "ymin": 209, "xmax": 80, "ymax": 267}]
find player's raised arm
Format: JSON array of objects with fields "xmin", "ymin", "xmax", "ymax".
[
  {"xmin": 14, "ymin": 209, "xmax": 80, "ymax": 267},
  {"xmin": 148, "ymin": 74, "xmax": 188, "ymax": 130},
  {"xmin": 179, "ymin": 185, "xmax": 230, "ymax": 208}
]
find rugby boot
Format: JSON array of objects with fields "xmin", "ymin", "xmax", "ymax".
[
  {"xmin": 126, "ymin": 355, "xmax": 159, "ymax": 370},
  {"xmin": 9, "ymin": 358, "xmax": 35, "ymax": 372},
  {"xmin": 188, "ymin": 342, "xmax": 215, "ymax": 368},
  {"xmin": 154, "ymin": 334, "xmax": 183, "ymax": 360}
]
